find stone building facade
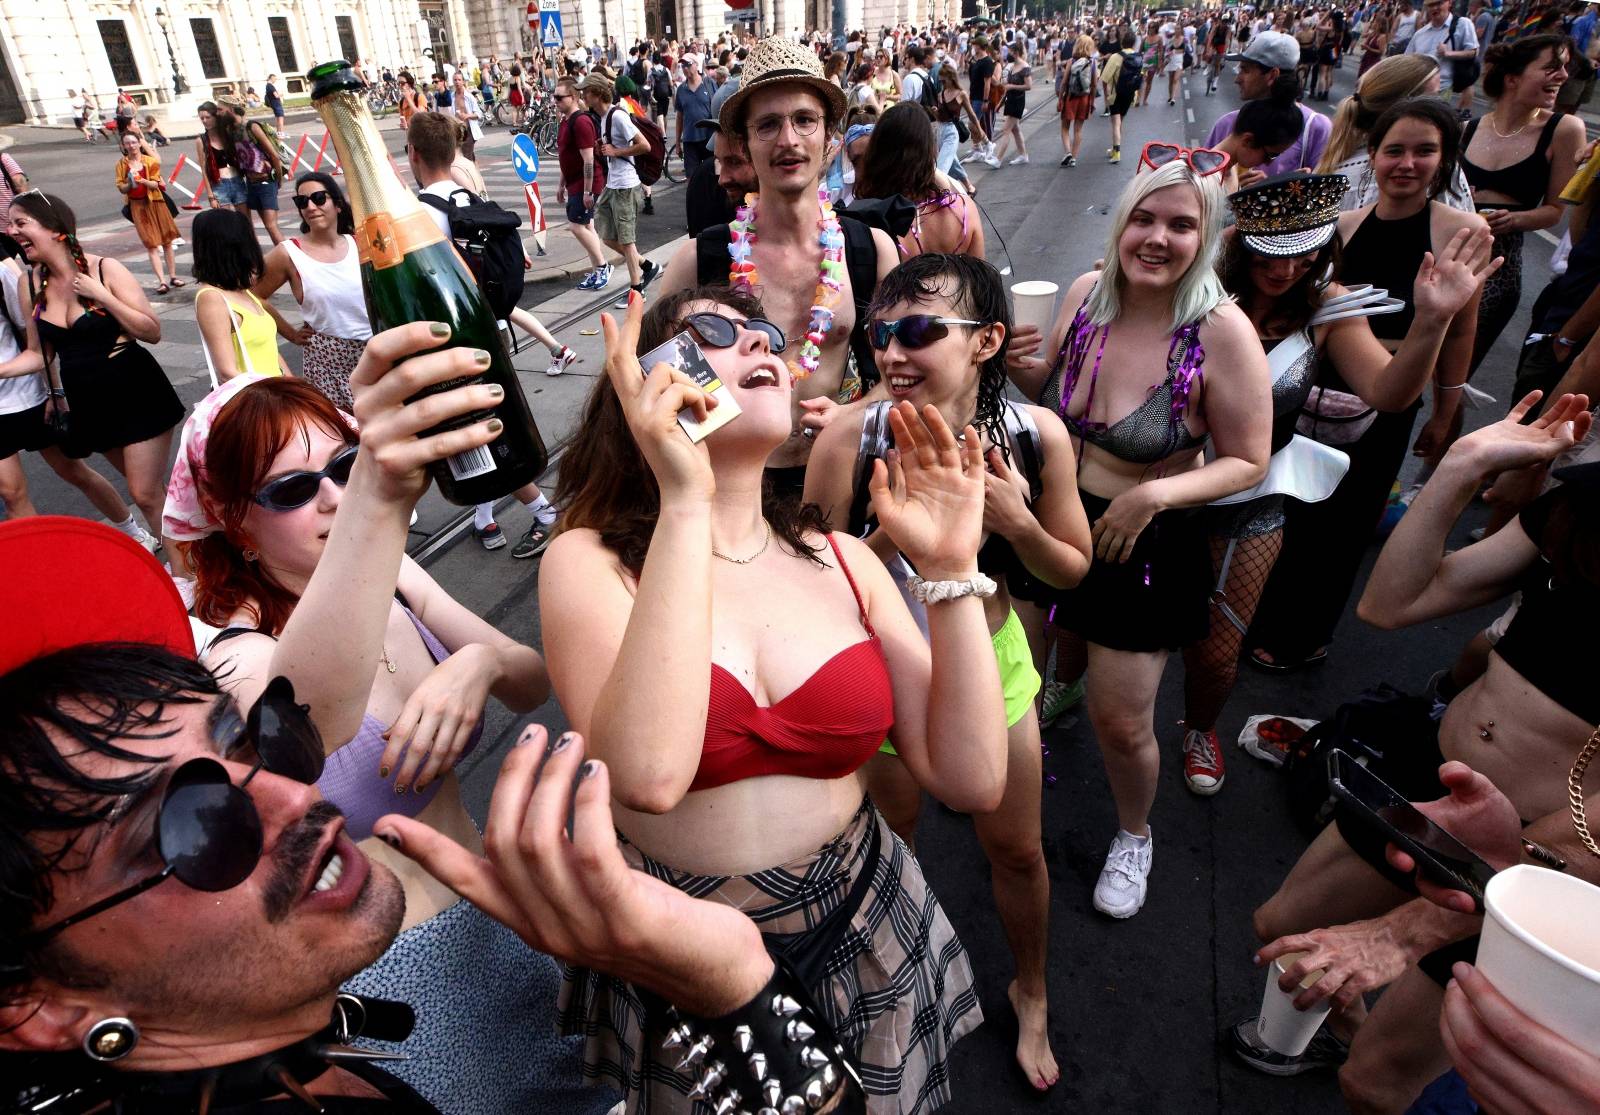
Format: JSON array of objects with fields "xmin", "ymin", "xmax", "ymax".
[{"xmin": 0, "ymin": 0, "xmax": 642, "ymax": 125}]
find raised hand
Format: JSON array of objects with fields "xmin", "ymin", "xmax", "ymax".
[
  {"xmin": 1453, "ymin": 390, "xmax": 1593, "ymax": 478},
  {"xmin": 1413, "ymin": 225, "xmax": 1504, "ymax": 321},
  {"xmin": 868, "ymin": 401, "xmax": 986, "ymax": 579},
  {"xmin": 600, "ymin": 290, "xmax": 716, "ymax": 503},
  {"xmin": 1384, "ymin": 761, "xmax": 1524, "ymax": 913},
  {"xmin": 376, "ymin": 726, "xmax": 773, "ymax": 1018},
  {"xmin": 348, "ymin": 321, "xmax": 507, "ymax": 506}
]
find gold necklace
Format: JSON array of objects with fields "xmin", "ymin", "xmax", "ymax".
[
  {"xmin": 380, "ymin": 646, "xmax": 398, "ymax": 674},
  {"xmin": 1489, "ymin": 109, "xmax": 1541, "ymax": 140},
  {"xmin": 712, "ymin": 521, "xmax": 772, "ymax": 565}
]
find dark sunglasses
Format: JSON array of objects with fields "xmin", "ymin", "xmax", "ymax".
[
  {"xmin": 23, "ymin": 677, "xmax": 325, "ymax": 944},
  {"xmin": 292, "ymin": 190, "xmax": 332, "ymax": 210},
  {"xmin": 867, "ymin": 315, "xmax": 984, "ymax": 351},
  {"xmin": 1139, "ymin": 142, "xmax": 1232, "ymax": 177},
  {"xmin": 683, "ymin": 311, "xmax": 787, "ymax": 353},
  {"xmin": 253, "ymin": 444, "xmax": 359, "ymax": 511}
]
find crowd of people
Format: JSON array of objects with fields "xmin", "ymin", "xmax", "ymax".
[{"xmin": 6, "ymin": 4, "xmax": 1600, "ymax": 1114}]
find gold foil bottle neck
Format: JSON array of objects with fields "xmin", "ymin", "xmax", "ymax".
[{"xmin": 313, "ymin": 88, "xmax": 443, "ymax": 266}]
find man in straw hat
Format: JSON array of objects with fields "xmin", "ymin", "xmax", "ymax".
[{"xmin": 657, "ymin": 36, "xmax": 897, "ymax": 500}]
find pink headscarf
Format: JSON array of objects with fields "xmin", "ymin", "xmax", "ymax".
[{"xmin": 162, "ymin": 374, "xmax": 359, "ymax": 541}]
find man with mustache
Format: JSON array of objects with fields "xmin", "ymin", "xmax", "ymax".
[
  {"xmin": 685, "ymin": 122, "xmax": 758, "ymax": 237},
  {"xmin": 0, "ymin": 519, "xmax": 862, "ymax": 1113},
  {"xmin": 658, "ymin": 37, "xmax": 898, "ymax": 500}
]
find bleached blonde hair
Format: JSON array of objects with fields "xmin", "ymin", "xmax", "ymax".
[{"xmin": 1085, "ymin": 159, "xmax": 1231, "ymax": 331}]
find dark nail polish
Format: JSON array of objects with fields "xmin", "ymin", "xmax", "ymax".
[
  {"xmin": 580, "ymin": 760, "xmax": 600, "ymax": 779},
  {"xmin": 487, "ymin": 418, "xmax": 504, "ymax": 434},
  {"xmin": 415, "ymin": 779, "xmax": 428, "ymax": 792},
  {"xmin": 553, "ymin": 731, "xmax": 575, "ymax": 753},
  {"xmin": 429, "ymin": 322, "xmax": 451, "ymax": 338},
  {"xmin": 395, "ymin": 783, "xmax": 407, "ymax": 796},
  {"xmin": 515, "ymin": 725, "xmax": 539, "ymax": 748},
  {"xmin": 376, "ymin": 831, "xmax": 401, "ymax": 849},
  {"xmin": 379, "ymin": 765, "xmax": 390, "ymax": 778}
]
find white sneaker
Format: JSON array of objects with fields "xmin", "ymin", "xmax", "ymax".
[
  {"xmin": 1008, "ymin": 155, "xmax": 1029, "ymax": 165},
  {"xmin": 1093, "ymin": 830, "xmax": 1153, "ymax": 918},
  {"xmin": 983, "ymin": 153, "xmax": 1002, "ymax": 168},
  {"xmin": 545, "ymin": 346, "xmax": 577, "ymax": 376},
  {"xmin": 961, "ymin": 149, "xmax": 982, "ymax": 163},
  {"xmin": 129, "ymin": 523, "xmax": 159, "ymax": 552}
]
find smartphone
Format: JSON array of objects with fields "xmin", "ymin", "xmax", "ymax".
[
  {"xmin": 1326, "ymin": 748, "xmax": 1497, "ymax": 912},
  {"xmin": 638, "ymin": 330, "xmax": 741, "ymax": 443}
]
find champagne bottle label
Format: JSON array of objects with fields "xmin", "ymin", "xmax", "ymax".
[{"xmin": 358, "ymin": 210, "xmax": 445, "ymax": 270}]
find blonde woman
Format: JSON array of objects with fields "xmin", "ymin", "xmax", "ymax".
[
  {"xmin": 1058, "ymin": 35, "xmax": 1097, "ymax": 166},
  {"xmin": 1008, "ymin": 160, "xmax": 1271, "ymax": 918},
  {"xmin": 1316, "ymin": 53, "xmax": 1474, "ymax": 210}
]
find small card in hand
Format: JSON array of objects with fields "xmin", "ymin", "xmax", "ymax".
[{"xmin": 638, "ymin": 330, "xmax": 741, "ymax": 443}]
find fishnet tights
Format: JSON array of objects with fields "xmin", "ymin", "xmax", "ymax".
[{"xmin": 1181, "ymin": 528, "xmax": 1284, "ymax": 733}]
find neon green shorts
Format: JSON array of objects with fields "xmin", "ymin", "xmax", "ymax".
[{"xmin": 879, "ymin": 608, "xmax": 1041, "ymax": 756}]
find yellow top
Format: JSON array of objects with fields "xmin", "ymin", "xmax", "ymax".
[{"xmin": 201, "ymin": 287, "xmax": 282, "ymax": 377}]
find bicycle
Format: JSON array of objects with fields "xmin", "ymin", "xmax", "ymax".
[
  {"xmin": 659, "ymin": 142, "xmax": 683, "ymax": 183},
  {"xmin": 366, "ymin": 81, "xmax": 401, "ymax": 115}
]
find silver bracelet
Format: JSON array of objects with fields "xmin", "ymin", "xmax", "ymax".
[{"xmin": 906, "ymin": 573, "xmax": 998, "ymax": 604}]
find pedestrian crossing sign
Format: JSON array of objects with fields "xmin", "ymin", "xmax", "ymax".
[{"xmin": 540, "ymin": 11, "xmax": 563, "ymax": 46}]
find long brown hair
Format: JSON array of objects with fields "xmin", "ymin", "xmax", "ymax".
[
  {"xmin": 854, "ymin": 101, "xmax": 938, "ymax": 202},
  {"xmin": 12, "ymin": 192, "xmax": 103, "ymax": 319},
  {"xmin": 555, "ymin": 286, "xmax": 828, "ymax": 575},
  {"xmin": 183, "ymin": 379, "xmax": 357, "ymax": 632}
]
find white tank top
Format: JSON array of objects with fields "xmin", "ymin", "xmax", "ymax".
[{"xmin": 282, "ymin": 235, "xmax": 371, "ymax": 341}]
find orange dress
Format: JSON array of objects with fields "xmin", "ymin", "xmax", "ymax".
[{"xmin": 117, "ymin": 153, "xmax": 179, "ymax": 249}]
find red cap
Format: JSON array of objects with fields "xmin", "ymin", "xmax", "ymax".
[{"xmin": 0, "ymin": 516, "xmax": 195, "ymax": 677}]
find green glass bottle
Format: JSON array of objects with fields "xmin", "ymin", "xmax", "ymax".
[{"xmin": 309, "ymin": 59, "xmax": 547, "ymax": 505}]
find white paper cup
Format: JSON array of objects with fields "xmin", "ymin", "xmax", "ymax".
[
  {"xmin": 1477, "ymin": 864, "xmax": 1600, "ymax": 1056},
  {"xmin": 1009, "ymin": 280, "xmax": 1060, "ymax": 338},
  {"xmin": 1255, "ymin": 951, "xmax": 1333, "ymax": 1056}
]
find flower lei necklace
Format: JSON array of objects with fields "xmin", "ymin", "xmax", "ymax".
[{"xmin": 728, "ymin": 185, "xmax": 845, "ymax": 379}]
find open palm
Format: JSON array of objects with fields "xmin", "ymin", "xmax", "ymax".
[
  {"xmin": 1414, "ymin": 225, "xmax": 1503, "ymax": 321},
  {"xmin": 868, "ymin": 402, "xmax": 985, "ymax": 576},
  {"xmin": 1457, "ymin": 390, "xmax": 1593, "ymax": 476}
]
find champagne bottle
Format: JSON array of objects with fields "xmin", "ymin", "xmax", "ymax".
[{"xmin": 309, "ymin": 59, "xmax": 547, "ymax": 505}]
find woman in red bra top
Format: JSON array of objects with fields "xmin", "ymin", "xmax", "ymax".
[
  {"xmin": 1007, "ymin": 157, "xmax": 1272, "ymax": 922},
  {"xmin": 543, "ymin": 287, "xmax": 1008, "ymax": 1114}
]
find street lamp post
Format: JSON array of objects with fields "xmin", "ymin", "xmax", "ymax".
[{"xmin": 153, "ymin": 7, "xmax": 188, "ymax": 96}]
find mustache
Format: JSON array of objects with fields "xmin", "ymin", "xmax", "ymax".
[{"xmin": 262, "ymin": 800, "xmax": 344, "ymax": 923}]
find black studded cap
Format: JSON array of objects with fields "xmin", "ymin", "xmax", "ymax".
[{"xmin": 1228, "ymin": 172, "xmax": 1350, "ymax": 258}]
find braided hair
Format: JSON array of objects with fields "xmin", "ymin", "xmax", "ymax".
[
  {"xmin": 867, "ymin": 252, "xmax": 1014, "ymax": 465},
  {"xmin": 12, "ymin": 192, "xmax": 106, "ymax": 319}
]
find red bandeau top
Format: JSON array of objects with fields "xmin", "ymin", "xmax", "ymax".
[{"xmin": 689, "ymin": 534, "xmax": 896, "ymax": 792}]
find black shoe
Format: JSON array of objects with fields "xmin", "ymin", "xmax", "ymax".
[
  {"xmin": 511, "ymin": 519, "xmax": 556, "ymax": 559},
  {"xmin": 642, "ymin": 197, "xmax": 655, "ymax": 215},
  {"xmin": 639, "ymin": 259, "xmax": 661, "ymax": 291},
  {"xmin": 1227, "ymin": 1018, "xmax": 1350, "ymax": 1077}
]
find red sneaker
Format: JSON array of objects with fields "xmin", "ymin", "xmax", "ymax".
[{"xmin": 1181, "ymin": 726, "xmax": 1225, "ymax": 796}]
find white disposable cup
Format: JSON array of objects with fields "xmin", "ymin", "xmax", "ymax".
[
  {"xmin": 1255, "ymin": 951, "xmax": 1333, "ymax": 1056},
  {"xmin": 1010, "ymin": 280, "xmax": 1060, "ymax": 338},
  {"xmin": 1477, "ymin": 864, "xmax": 1600, "ymax": 1057}
]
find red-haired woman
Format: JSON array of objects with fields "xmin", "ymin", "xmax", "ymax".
[{"xmin": 160, "ymin": 352, "xmax": 587, "ymax": 1113}]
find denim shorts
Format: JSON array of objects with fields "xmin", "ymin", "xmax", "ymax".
[
  {"xmin": 213, "ymin": 176, "xmax": 246, "ymax": 205},
  {"xmin": 565, "ymin": 193, "xmax": 595, "ymax": 225},
  {"xmin": 245, "ymin": 179, "xmax": 279, "ymax": 211}
]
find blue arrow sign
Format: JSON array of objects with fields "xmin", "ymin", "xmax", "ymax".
[
  {"xmin": 510, "ymin": 132, "xmax": 540, "ymax": 182},
  {"xmin": 540, "ymin": 11, "xmax": 563, "ymax": 47}
]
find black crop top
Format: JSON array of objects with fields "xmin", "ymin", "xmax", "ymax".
[
  {"xmin": 1494, "ymin": 485, "xmax": 1600, "ymax": 724},
  {"xmin": 1339, "ymin": 206, "xmax": 1431, "ymax": 343},
  {"xmin": 1460, "ymin": 113, "xmax": 1561, "ymax": 212}
]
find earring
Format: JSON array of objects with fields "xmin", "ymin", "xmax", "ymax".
[
  {"xmin": 242, "ymin": 546, "xmax": 260, "ymax": 562},
  {"xmin": 83, "ymin": 1017, "xmax": 139, "ymax": 1062}
]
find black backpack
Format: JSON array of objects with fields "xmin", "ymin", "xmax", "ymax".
[
  {"xmin": 1116, "ymin": 49, "xmax": 1143, "ymax": 101},
  {"xmin": 651, "ymin": 65, "xmax": 672, "ymax": 100},
  {"xmin": 418, "ymin": 188, "xmax": 525, "ymax": 320},
  {"xmin": 913, "ymin": 69, "xmax": 939, "ymax": 112},
  {"xmin": 695, "ymin": 215, "xmax": 882, "ymax": 390},
  {"xmin": 628, "ymin": 56, "xmax": 648, "ymax": 86}
]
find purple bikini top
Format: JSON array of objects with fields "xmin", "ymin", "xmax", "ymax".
[{"xmin": 316, "ymin": 604, "xmax": 484, "ymax": 839}]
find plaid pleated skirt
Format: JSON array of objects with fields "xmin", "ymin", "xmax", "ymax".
[{"xmin": 557, "ymin": 801, "xmax": 981, "ymax": 1114}]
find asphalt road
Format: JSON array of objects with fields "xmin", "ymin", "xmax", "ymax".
[{"xmin": 3, "ymin": 63, "xmax": 1545, "ymax": 1113}]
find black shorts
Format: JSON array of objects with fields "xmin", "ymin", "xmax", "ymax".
[
  {"xmin": 1110, "ymin": 90, "xmax": 1135, "ymax": 116},
  {"xmin": 1318, "ymin": 44, "xmax": 1338, "ymax": 65},
  {"xmin": 0, "ymin": 400, "xmax": 54, "ymax": 459},
  {"xmin": 1050, "ymin": 492, "xmax": 1210, "ymax": 651}
]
